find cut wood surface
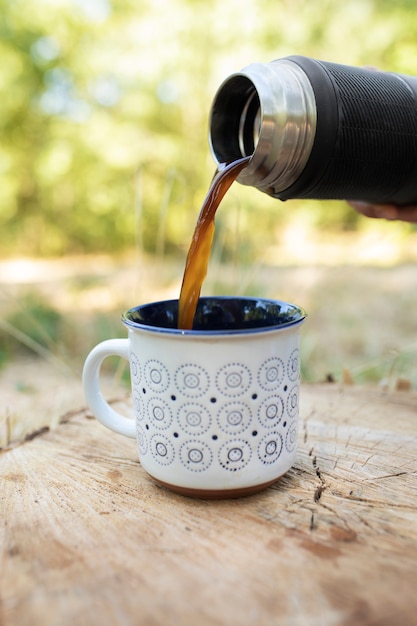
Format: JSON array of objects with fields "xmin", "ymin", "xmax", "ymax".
[{"xmin": 1, "ymin": 383, "xmax": 417, "ymax": 626}]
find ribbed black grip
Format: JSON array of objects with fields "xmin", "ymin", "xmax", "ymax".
[{"xmin": 281, "ymin": 57, "xmax": 417, "ymax": 204}]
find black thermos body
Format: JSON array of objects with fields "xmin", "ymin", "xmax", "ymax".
[{"xmin": 209, "ymin": 55, "xmax": 417, "ymax": 204}]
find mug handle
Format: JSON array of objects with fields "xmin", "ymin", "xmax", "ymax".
[{"xmin": 82, "ymin": 339, "xmax": 136, "ymax": 438}]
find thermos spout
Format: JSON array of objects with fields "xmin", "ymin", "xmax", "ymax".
[{"xmin": 209, "ymin": 55, "xmax": 417, "ymax": 204}]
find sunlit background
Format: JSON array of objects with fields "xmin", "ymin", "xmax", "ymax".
[
  {"xmin": 3, "ymin": 0, "xmax": 417, "ymax": 257},
  {"xmin": 1, "ymin": 0, "xmax": 417, "ymax": 431}
]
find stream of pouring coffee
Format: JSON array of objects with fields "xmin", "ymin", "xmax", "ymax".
[{"xmin": 178, "ymin": 156, "xmax": 251, "ymax": 330}]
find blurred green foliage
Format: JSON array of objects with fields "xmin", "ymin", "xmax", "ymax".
[
  {"xmin": 1, "ymin": 291, "xmax": 62, "ymax": 355},
  {"xmin": 1, "ymin": 0, "xmax": 417, "ymax": 258}
]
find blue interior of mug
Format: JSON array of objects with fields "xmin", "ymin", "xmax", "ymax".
[{"xmin": 122, "ymin": 297, "xmax": 306, "ymax": 333}]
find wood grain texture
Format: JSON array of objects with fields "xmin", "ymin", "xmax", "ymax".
[{"xmin": 1, "ymin": 384, "xmax": 417, "ymax": 626}]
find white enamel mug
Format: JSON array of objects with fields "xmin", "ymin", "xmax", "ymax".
[{"xmin": 82, "ymin": 296, "xmax": 306, "ymax": 498}]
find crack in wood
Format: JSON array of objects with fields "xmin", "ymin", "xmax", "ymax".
[
  {"xmin": 362, "ymin": 471, "xmax": 408, "ymax": 481},
  {"xmin": 314, "ymin": 483, "xmax": 325, "ymax": 503},
  {"xmin": 311, "ymin": 454, "xmax": 327, "ymax": 503},
  {"xmin": 24, "ymin": 426, "xmax": 50, "ymax": 441}
]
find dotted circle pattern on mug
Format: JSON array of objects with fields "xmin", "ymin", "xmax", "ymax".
[
  {"xmin": 130, "ymin": 352, "xmax": 141, "ymax": 384},
  {"xmin": 216, "ymin": 401, "xmax": 252, "ymax": 435},
  {"xmin": 257, "ymin": 395, "xmax": 284, "ymax": 429},
  {"xmin": 285, "ymin": 421, "xmax": 298, "ymax": 453},
  {"xmin": 174, "ymin": 364, "xmax": 210, "ymax": 398},
  {"xmin": 286, "ymin": 385, "xmax": 299, "ymax": 419},
  {"xmin": 150, "ymin": 433, "xmax": 175, "ymax": 466},
  {"xmin": 257, "ymin": 357, "xmax": 284, "ymax": 391},
  {"xmin": 215, "ymin": 363, "xmax": 252, "ymax": 397},
  {"xmin": 147, "ymin": 396, "xmax": 173, "ymax": 430},
  {"xmin": 257, "ymin": 432, "xmax": 283, "ymax": 465},
  {"xmin": 287, "ymin": 349, "xmax": 300, "ymax": 382},
  {"xmin": 133, "ymin": 389, "xmax": 144, "ymax": 420},
  {"xmin": 179, "ymin": 440, "xmax": 213, "ymax": 472},
  {"xmin": 177, "ymin": 402, "xmax": 212, "ymax": 436},
  {"xmin": 144, "ymin": 359, "xmax": 170, "ymax": 393},
  {"xmin": 218, "ymin": 439, "xmax": 252, "ymax": 472},
  {"xmin": 136, "ymin": 425, "xmax": 148, "ymax": 455},
  {"xmin": 132, "ymin": 350, "xmax": 300, "ymax": 473}
]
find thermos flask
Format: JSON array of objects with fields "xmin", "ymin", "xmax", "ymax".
[{"xmin": 209, "ymin": 55, "xmax": 417, "ymax": 204}]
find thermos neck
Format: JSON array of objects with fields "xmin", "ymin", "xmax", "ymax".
[{"xmin": 209, "ymin": 59, "xmax": 317, "ymax": 196}]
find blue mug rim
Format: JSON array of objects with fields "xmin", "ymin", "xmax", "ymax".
[{"xmin": 122, "ymin": 296, "xmax": 307, "ymax": 336}]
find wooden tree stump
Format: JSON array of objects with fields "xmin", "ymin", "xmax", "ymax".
[{"xmin": 1, "ymin": 383, "xmax": 417, "ymax": 626}]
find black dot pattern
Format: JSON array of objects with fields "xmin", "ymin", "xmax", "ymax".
[{"xmin": 129, "ymin": 352, "xmax": 300, "ymax": 474}]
